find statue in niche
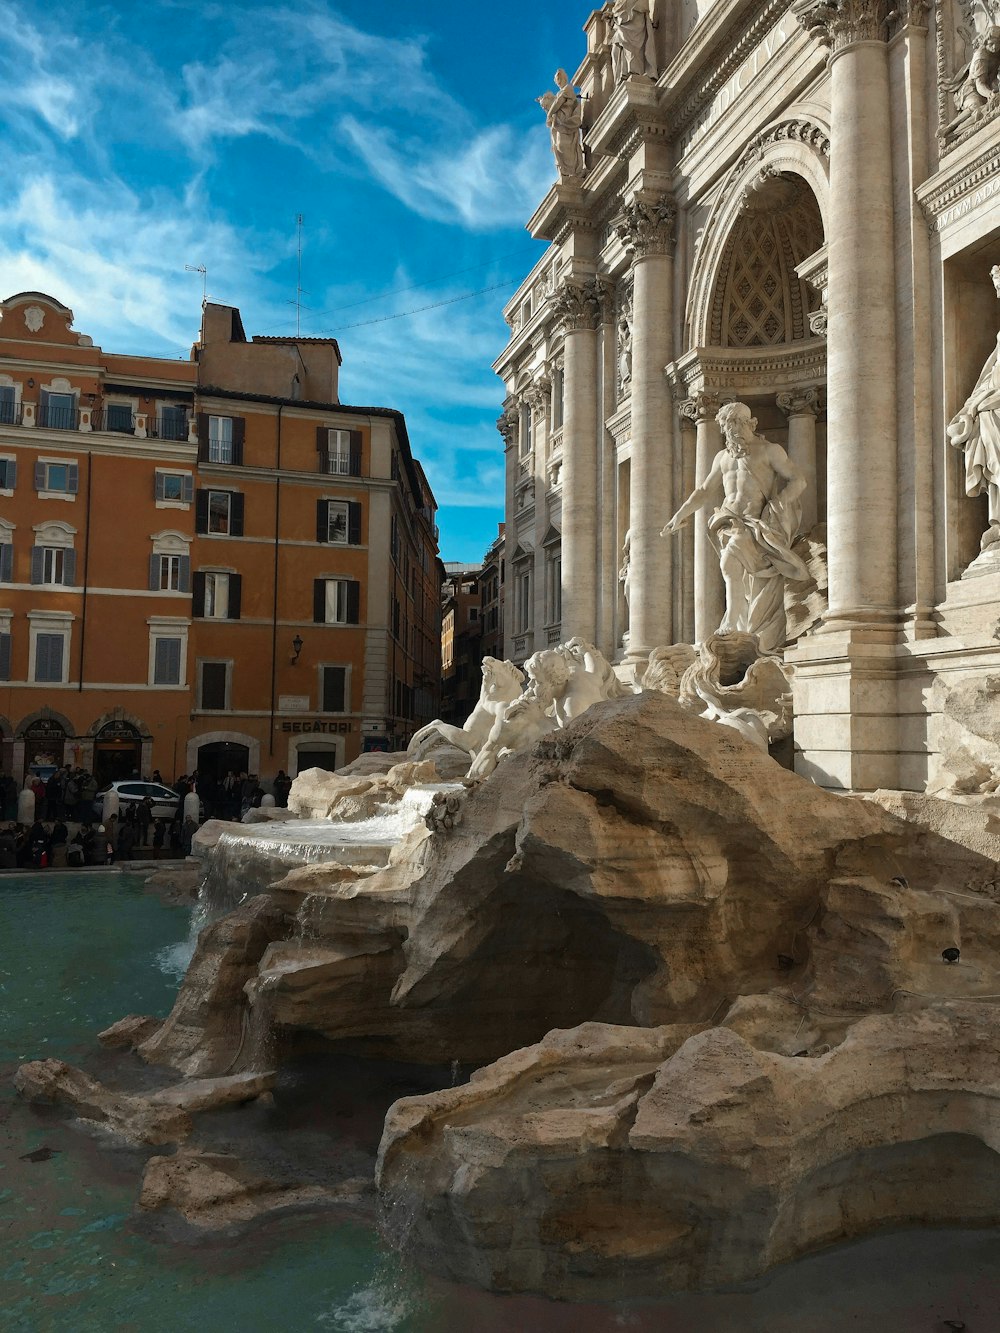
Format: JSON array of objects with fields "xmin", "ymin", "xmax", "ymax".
[
  {"xmin": 661, "ymin": 401, "xmax": 808, "ymax": 656},
  {"xmin": 607, "ymin": 0, "xmax": 658, "ymax": 81},
  {"xmin": 947, "ymin": 264, "xmax": 1000, "ymax": 552},
  {"xmin": 618, "ymin": 529, "xmax": 632, "ymax": 608},
  {"xmin": 618, "ymin": 299, "xmax": 633, "ymax": 395},
  {"xmin": 538, "ymin": 70, "xmax": 586, "ymax": 182},
  {"xmin": 949, "ymin": 25, "xmax": 1000, "ymax": 132}
]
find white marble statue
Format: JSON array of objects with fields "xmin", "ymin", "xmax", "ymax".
[
  {"xmin": 538, "ymin": 70, "xmax": 586, "ymax": 182},
  {"xmin": 677, "ymin": 632, "xmax": 793, "ymax": 751},
  {"xmin": 608, "ymin": 0, "xmax": 658, "ymax": 81},
  {"xmin": 408, "ymin": 657, "xmax": 524, "ymax": 759},
  {"xmin": 661, "ymin": 401, "xmax": 807, "ymax": 656},
  {"xmin": 947, "ymin": 264, "xmax": 1000, "ymax": 553},
  {"xmin": 949, "ymin": 26, "xmax": 1000, "ymax": 132},
  {"xmin": 618, "ymin": 529, "xmax": 632, "ymax": 608},
  {"xmin": 618, "ymin": 301, "xmax": 633, "ymax": 393}
]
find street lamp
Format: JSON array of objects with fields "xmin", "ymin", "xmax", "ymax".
[{"xmin": 291, "ymin": 634, "xmax": 304, "ymax": 665}]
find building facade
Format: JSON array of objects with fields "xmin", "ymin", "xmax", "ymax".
[
  {"xmin": 495, "ymin": 0, "xmax": 1000, "ymax": 791},
  {"xmin": 480, "ymin": 523, "xmax": 506, "ymax": 663},
  {"xmin": 0, "ymin": 290, "xmax": 440, "ymax": 786},
  {"xmin": 439, "ymin": 562, "xmax": 484, "ymax": 723}
]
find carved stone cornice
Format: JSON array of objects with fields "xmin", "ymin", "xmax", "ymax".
[
  {"xmin": 777, "ymin": 387, "xmax": 822, "ymax": 417},
  {"xmin": 679, "ymin": 391, "xmax": 724, "ymax": 424},
  {"xmin": 792, "ymin": 0, "xmax": 890, "ymax": 50},
  {"xmin": 613, "ymin": 194, "xmax": 678, "ymax": 261},
  {"xmin": 550, "ymin": 278, "xmax": 613, "ymax": 332}
]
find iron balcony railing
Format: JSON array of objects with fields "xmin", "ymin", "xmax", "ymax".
[
  {"xmin": 37, "ymin": 403, "xmax": 78, "ymax": 430},
  {"xmin": 0, "ymin": 400, "xmax": 23, "ymax": 427},
  {"xmin": 151, "ymin": 415, "xmax": 191, "ymax": 441},
  {"xmin": 92, "ymin": 409, "xmax": 136, "ymax": 434}
]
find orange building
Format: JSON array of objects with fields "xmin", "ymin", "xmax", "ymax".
[{"xmin": 0, "ymin": 291, "xmax": 441, "ymax": 787}]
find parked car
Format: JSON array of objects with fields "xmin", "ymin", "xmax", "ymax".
[{"xmin": 92, "ymin": 780, "xmax": 193, "ymax": 822}]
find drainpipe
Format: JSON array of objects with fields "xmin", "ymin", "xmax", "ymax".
[
  {"xmin": 78, "ymin": 453, "xmax": 93, "ymax": 690},
  {"xmin": 268, "ymin": 404, "xmax": 283, "ymax": 758}
]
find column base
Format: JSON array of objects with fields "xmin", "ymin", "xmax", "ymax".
[{"xmin": 786, "ymin": 627, "xmax": 904, "ymax": 792}]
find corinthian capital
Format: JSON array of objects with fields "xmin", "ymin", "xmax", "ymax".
[
  {"xmin": 496, "ymin": 404, "xmax": 519, "ymax": 447},
  {"xmin": 524, "ymin": 375, "xmax": 552, "ymax": 412},
  {"xmin": 679, "ymin": 391, "xmax": 724, "ymax": 424},
  {"xmin": 614, "ymin": 194, "xmax": 677, "ymax": 261},
  {"xmin": 792, "ymin": 0, "xmax": 889, "ymax": 50},
  {"xmin": 550, "ymin": 277, "xmax": 612, "ymax": 332}
]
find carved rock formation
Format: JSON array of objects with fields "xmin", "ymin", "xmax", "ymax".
[{"xmin": 927, "ymin": 673, "xmax": 1000, "ymax": 799}]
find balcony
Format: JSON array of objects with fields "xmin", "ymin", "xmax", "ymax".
[
  {"xmin": 150, "ymin": 414, "xmax": 192, "ymax": 442},
  {"xmin": 38, "ymin": 403, "xmax": 78, "ymax": 431},
  {"xmin": 0, "ymin": 400, "xmax": 23, "ymax": 427},
  {"xmin": 92, "ymin": 409, "xmax": 136, "ymax": 435}
]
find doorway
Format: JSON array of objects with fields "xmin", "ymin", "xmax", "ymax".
[{"xmin": 197, "ymin": 740, "xmax": 250, "ymax": 782}]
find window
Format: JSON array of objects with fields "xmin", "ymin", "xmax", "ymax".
[
  {"xmin": 193, "ymin": 571, "xmax": 241, "ymax": 620},
  {"xmin": 552, "ymin": 367, "xmax": 565, "ymax": 430},
  {"xmin": 513, "ymin": 561, "xmax": 532, "ymax": 635},
  {"xmin": 159, "ymin": 555, "xmax": 181, "ymax": 591},
  {"xmin": 0, "ymin": 542, "xmax": 12, "ymax": 582},
  {"xmin": 34, "ymin": 460, "xmax": 79, "ymax": 495},
  {"xmin": 520, "ymin": 404, "xmax": 533, "ymax": 456},
  {"xmin": 318, "ymin": 428, "xmax": 361, "ymax": 476},
  {"xmin": 153, "ymin": 637, "xmax": 182, "ymax": 685},
  {"xmin": 316, "ymin": 500, "xmax": 360, "ymax": 545},
  {"xmin": 198, "ymin": 414, "xmax": 244, "ymax": 465},
  {"xmin": 208, "ymin": 415, "xmax": 233, "ymax": 463},
  {"xmin": 155, "ymin": 471, "xmax": 193, "ymax": 505},
  {"xmin": 39, "ymin": 391, "xmax": 76, "ymax": 431},
  {"xmin": 200, "ymin": 661, "xmax": 228, "ymax": 710},
  {"xmin": 0, "ymin": 630, "xmax": 9, "ymax": 681},
  {"xmin": 469, "ymin": 607, "xmax": 479, "ymax": 622},
  {"xmin": 195, "ymin": 489, "xmax": 244, "ymax": 536},
  {"xmin": 0, "ymin": 386, "xmax": 16, "ymax": 426},
  {"xmin": 0, "ymin": 458, "xmax": 16, "ymax": 491},
  {"xmin": 321, "ymin": 666, "xmax": 347, "ymax": 713},
  {"xmin": 158, "ymin": 405, "xmax": 188, "ymax": 441},
  {"xmin": 34, "ymin": 632, "xmax": 65, "ymax": 683},
  {"xmin": 545, "ymin": 544, "xmax": 562, "ymax": 625},
  {"xmin": 390, "ymin": 514, "xmax": 399, "ymax": 562},
  {"xmin": 31, "ymin": 545, "xmax": 77, "ymax": 586},
  {"xmin": 105, "ymin": 402, "xmax": 134, "ymax": 434},
  {"xmin": 313, "ymin": 578, "xmax": 360, "ymax": 625}
]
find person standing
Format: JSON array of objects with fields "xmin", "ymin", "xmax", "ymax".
[
  {"xmin": 136, "ymin": 796, "xmax": 153, "ymax": 848},
  {"xmin": 273, "ymin": 770, "xmax": 292, "ymax": 808}
]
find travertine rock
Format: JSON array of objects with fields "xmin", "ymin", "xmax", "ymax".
[
  {"xmin": 927, "ymin": 674, "xmax": 1000, "ymax": 798},
  {"xmin": 867, "ymin": 788, "xmax": 1000, "ymax": 864},
  {"xmin": 146, "ymin": 1071, "xmax": 275, "ymax": 1113},
  {"xmin": 98, "ymin": 1014, "xmax": 163, "ymax": 1050},
  {"xmin": 379, "ymin": 1006, "xmax": 1000, "ymax": 1298},
  {"xmin": 139, "ymin": 1150, "xmax": 363, "ymax": 1230},
  {"xmin": 288, "ymin": 759, "xmax": 440, "ymax": 822},
  {"xmin": 13, "ymin": 1059, "xmax": 192, "ymax": 1146}
]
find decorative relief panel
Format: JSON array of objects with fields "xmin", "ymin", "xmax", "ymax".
[{"xmin": 936, "ymin": 0, "xmax": 1000, "ymax": 148}]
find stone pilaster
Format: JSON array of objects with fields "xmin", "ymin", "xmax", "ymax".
[
  {"xmin": 614, "ymin": 195, "xmax": 676, "ymax": 665},
  {"xmin": 525, "ymin": 376, "xmax": 552, "ymax": 639},
  {"xmin": 497, "ymin": 402, "xmax": 519, "ymax": 660},
  {"xmin": 675, "ymin": 401, "xmax": 697, "ymax": 643},
  {"xmin": 680, "ymin": 392, "xmax": 726, "ymax": 644},
  {"xmin": 776, "ymin": 388, "xmax": 821, "ymax": 533},
  {"xmin": 551, "ymin": 278, "xmax": 608, "ymax": 645}
]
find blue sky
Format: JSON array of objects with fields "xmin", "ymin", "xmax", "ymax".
[{"xmin": 0, "ymin": 0, "xmax": 587, "ymax": 561}]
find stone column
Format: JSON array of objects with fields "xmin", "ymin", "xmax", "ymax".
[
  {"xmin": 777, "ymin": 388, "xmax": 821, "ymax": 533},
  {"xmin": 614, "ymin": 195, "xmax": 676, "ymax": 665},
  {"xmin": 552, "ymin": 279, "xmax": 606, "ymax": 646},
  {"xmin": 795, "ymin": 0, "xmax": 898, "ymax": 628},
  {"xmin": 526, "ymin": 377, "xmax": 552, "ymax": 640},
  {"xmin": 676, "ymin": 400, "xmax": 699, "ymax": 643},
  {"xmin": 496, "ymin": 402, "xmax": 519, "ymax": 660},
  {"xmin": 684, "ymin": 392, "xmax": 726, "ymax": 644}
]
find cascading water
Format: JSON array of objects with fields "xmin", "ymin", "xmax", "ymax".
[{"xmin": 199, "ymin": 783, "xmax": 463, "ymax": 916}]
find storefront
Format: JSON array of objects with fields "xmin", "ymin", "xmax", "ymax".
[
  {"xmin": 93, "ymin": 720, "xmax": 143, "ymax": 786},
  {"xmin": 21, "ymin": 717, "xmax": 69, "ymax": 780}
]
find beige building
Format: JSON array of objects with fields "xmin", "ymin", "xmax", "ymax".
[{"xmin": 495, "ymin": 0, "xmax": 1000, "ymax": 791}]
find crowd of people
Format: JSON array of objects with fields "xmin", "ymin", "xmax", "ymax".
[{"xmin": 0, "ymin": 765, "xmax": 296, "ymax": 872}]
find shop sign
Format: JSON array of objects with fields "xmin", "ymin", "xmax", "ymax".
[
  {"xmin": 96, "ymin": 720, "xmax": 142, "ymax": 742},
  {"xmin": 279, "ymin": 695, "xmax": 311, "ymax": 713},
  {"xmin": 23, "ymin": 718, "xmax": 69, "ymax": 742},
  {"xmin": 280, "ymin": 720, "xmax": 352, "ymax": 734}
]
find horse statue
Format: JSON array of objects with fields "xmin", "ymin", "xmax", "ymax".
[{"xmin": 407, "ymin": 657, "xmax": 525, "ymax": 759}]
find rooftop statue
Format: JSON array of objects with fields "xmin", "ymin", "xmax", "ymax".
[
  {"xmin": 661, "ymin": 401, "xmax": 807, "ymax": 655},
  {"xmin": 608, "ymin": 0, "xmax": 657, "ymax": 81},
  {"xmin": 947, "ymin": 264, "xmax": 1000, "ymax": 554},
  {"xmin": 537, "ymin": 70, "xmax": 586, "ymax": 182}
]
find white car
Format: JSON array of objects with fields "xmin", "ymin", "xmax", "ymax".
[{"xmin": 92, "ymin": 780, "xmax": 186, "ymax": 822}]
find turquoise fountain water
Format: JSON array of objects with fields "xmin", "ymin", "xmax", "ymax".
[{"xmin": 3, "ymin": 871, "xmax": 1000, "ymax": 1332}]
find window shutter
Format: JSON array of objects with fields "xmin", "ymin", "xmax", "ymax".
[
  {"xmin": 34, "ymin": 461, "xmax": 45, "ymax": 492},
  {"xmin": 7, "ymin": 460, "xmax": 16, "ymax": 490},
  {"xmin": 155, "ymin": 637, "xmax": 181, "ymax": 685},
  {"xmin": 195, "ymin": 489, "xmax": 209, "ymax": 534},
  {"xmin": 67, "ymin": 463, "xmax": 79, "ymax": 494},
  {"xmin": 231, "ymin": 493, "xmax": 245, "ymax": 536},
  {"xmin": 231, "ymin": 417, "xmax": 245, "ymax": 466},
  {"xmin": 37, "ymin": 633, "xmax": 63, "ymax": 683},
  {"xmin": 154, "ymin": 472, "xmax": 166, "ymax": 501},
  {"xmin": 316, "ymin": 426, "xmax": 327, "ymax": 455},
  {"xmin": 0, "ymin": 544, "xmax": 11, "ymax": 582},
  {"xmin": 197, "ymin": 413, "xmax": 209, "ymax": 462},
  {"xmin": 348, "ymin": 502, "xmax": 361, "ymax": 546},
  {"xmin": 228, "ymin": 573, "xmax": 242, "ymax": 620},
  {"xmin": 182, "ymin": 474, "xmax": 194, "ymax": 504},
  {"xmin": 192, "ymin": 570, "xmax": 206, "ymax": 618},
  {"xmin": 30, "ymin": 546, "xmax": 44, "ymax": 585},
  {"xmin": 347, "ymin": 580, "xmax": 361, "ymax": 625},
  {"xmin": 62, "ymin": 549, "xmax": 77, "ymax": 586},
  {"xmin": 316, "ymin": 500, "xmax": 328, "ymax": 543},
  {"xmin": 349, "ymin": 431, "xmax": 362, "ymax": 476},
  {"xmin": 149, "ymin": 554, "xmax": 160, "ymax": 592},
  {"xmin": 0, "ymin": 633, "xmax": 10, "ymax": 681},
  {"xmin": 313, "ymin": 579, "xmax": 326, "ymax": 624},
  {"xmin": 178, "ymin": 555, "xmax": 191, "ymax": 594}
]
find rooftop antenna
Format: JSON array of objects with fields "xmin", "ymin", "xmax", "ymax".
[
  {"xmin": 291, "ymin": 214, "xmax": 305, "ymax": 335},
  {"xmin": 185, "ymin": 263, "xmax": 208, "ymax": 306}
]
